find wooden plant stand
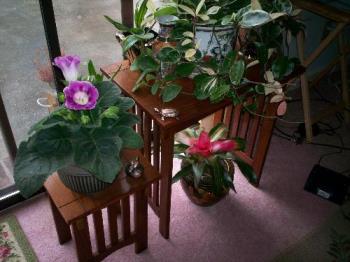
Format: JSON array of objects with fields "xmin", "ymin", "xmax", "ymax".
[
  {"xmin": 44, "ymin": 150, "xmax": 161, "ymax": 262},
  {"xmin": 100, "ymin": 61, "xmax": 301, "ymax": 239}
]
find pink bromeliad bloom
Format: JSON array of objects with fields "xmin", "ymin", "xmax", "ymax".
[{"xmin": 187, "ymin": 131, "xmax": 236, "ymax": 158}]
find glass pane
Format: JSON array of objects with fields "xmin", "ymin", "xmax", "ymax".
[
  {"xmin": 0, "ymin": 0, "xmax": 53, "ymax": 190},
  {"xmin": 0, "ymin": 130, "xmax": 12, "ymax": 190},
  {"xmin": 53, "ymin": 0, "xmax": 122, "ymax": 70}
]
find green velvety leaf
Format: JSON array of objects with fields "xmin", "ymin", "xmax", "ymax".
[
  {"xmin": 174, "ymin": 62, "xmax": 196, "ymax": 77},
  {"xmin": 104, "ymin": 15, "xmax": 130, "ymax": 32},
  {"xmin": 235, "ymin": 157, "xmax": 258, "ymax": 184},
  {"xmin": 229, "ymin": 60, "xmax": 245, "ymax": 85},
  {"xmin": 73, "ymin": 128, "xmax": 123, "ymax": 183},
  {"xmin": 115, "ymin": 126, "xmax": 144, "ymax": 149},
  {"xmin": 114, "ymin": 96, "xmax": 135, "ymax": 111},
  {"xmin": 95, "ymin": 81, "xmax": 122, "ymax": 108},
  {"xmin": 113, "ymin": 112, "xmax": 139, "ymax": 127},
  {"xmin": 28, "ymin": 125, "xmax": 73, "ymax": 156},
  {"xmin": 122, "ymin": 35, "xmax": 140, "ymax": 53},
  {"xmin": 162, "ymin": 84, "xmax": 182, "ymax": 102},
  {"xmin": 157, "ymin": 47, "xmax": 181, "ymax": 64},
  {"xmin": 172, "ymin": 164, "xmax": 192, "ymax": 184},
  {"xmin": 14, "ymin": 139, "xmax": 73, "ymax": 198}
]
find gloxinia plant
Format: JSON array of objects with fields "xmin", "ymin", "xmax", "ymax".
[
  {"xmin": 172, "ymin": 123, "xmax": 257, "ymax": 196},
  {"xmin": 14, "ymin": 55, "xmax": 143, "ymax": 198}
]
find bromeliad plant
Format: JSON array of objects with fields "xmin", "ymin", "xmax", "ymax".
[
  {"xmin": 172, "ymin": 123, "xmax": 257, "ymax": 196},
  {"xmin": 14, "ymin": 55, "xmax": 143, "ymax": 198}
]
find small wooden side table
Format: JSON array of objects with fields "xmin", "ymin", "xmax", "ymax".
[{"xmin": 44, "ymin": 150, "xmax": 161, "ymax": 262}]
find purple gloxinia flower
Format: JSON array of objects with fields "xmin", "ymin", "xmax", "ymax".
[
  {"xmin": 63, "ymin": 81, "xmax": 99, "ymax": 110},
  {"xmin": 53, "ymin": 55, "xmax": 80, "ymax": 81}
]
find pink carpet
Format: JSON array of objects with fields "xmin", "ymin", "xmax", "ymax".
[{"xmin": 2, "ymin": 130, "xmax": 344, "ymax": 262}]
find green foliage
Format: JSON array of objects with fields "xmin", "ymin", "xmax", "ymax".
[
  {"xmin": 173, "ymin": 124, "xmax": 256, "ymax": 196},
  {"xmin": 157, "ymin": 47, "xmax": 181, "ymax": 63},
  {"xmin": 162, "ymin": 83, "xmax": 182, "ymax": 102},
  {"xmin": 14, "ymin": 66, "xmax": 143, "ymax": 198}
]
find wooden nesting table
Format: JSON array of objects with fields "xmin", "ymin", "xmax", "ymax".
[
  {"xmin": 100, "ymin": 61, "xmax": 302, "ymax": 239},
  {"xmin": 44, "ymin": 149, "xmax": 161, "ymax": 262}
]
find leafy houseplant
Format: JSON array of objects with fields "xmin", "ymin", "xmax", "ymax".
[
  {"xmin": 172, "ymin": 123, "xmax": 257, "ymax": 206},
  {"xmin": 14, "ymin": 55, "xmax": 143, "ymax": 197},
  {"xmin": 112, "ymin": 0, "xmax": 303, "ymax": 119}
]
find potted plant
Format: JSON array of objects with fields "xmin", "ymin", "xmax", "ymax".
[
  {"xmin": 172, "ymin": 123, "xmax": 256, "ymax": 206},
  {"xmin": 117, "ymin": 0, "xmax": 303, "ymax": 113},
  {"xmin": 14, "ymin": 55, "xmax": 143, "ymax": 197}
]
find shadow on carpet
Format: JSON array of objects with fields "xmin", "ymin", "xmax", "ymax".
[
  {"xmin": 0, "ymin": 215, "xmax": 37, "ymax": 261},
  {"xmin": 273, "ymin": 202, "xmax": 350, "ymax": 262}
]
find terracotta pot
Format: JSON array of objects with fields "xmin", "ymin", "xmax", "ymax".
[
  {"xmin": 58, "ymin": 165, "xmax": 112, "ymax": 194},
  {"xmin": 180, "ymin": 160, "xmax": 234, "ymax": 206}
]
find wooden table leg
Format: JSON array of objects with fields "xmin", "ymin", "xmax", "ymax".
[
  {"xmin": 134, "ymin": 188, "xmax": 148, "ymax": 253},
  {"xmin": 297, "ymin": 30, "xmax": 313, "ymax": 143},
  {"xmin": 159, "ymin": 133, "xmax": 174, "ymax": 239},
  {"xmin": 48, "ymin": 197, "xmax": 71, "ymax": 244},
  {"xmin": 338, "ymin": 33, "xmax": 350, "ymax": 123},
  {"xmin": 72, "ymin": 217, "xmax": 93, "ymax": 262}
]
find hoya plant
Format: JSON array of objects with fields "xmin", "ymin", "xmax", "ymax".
[{"xmin": 14, "ymin": 55, "xmax": 143, "ymax": 198}]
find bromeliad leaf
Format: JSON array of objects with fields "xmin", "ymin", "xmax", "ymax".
[
  {"xmin": 172, "ymin": 164, "xmax": 192, "ymax": 184},
  {"xmin": 235, "ymin": 157, "xmax": 258, "ymax": 184},
  {"xmin": 209, "ymin": 123, "xmax": 228, "ymax": 141},
  {"xmin": 192, "ymin": 162, "xmax": 205, "ymax": 188}
]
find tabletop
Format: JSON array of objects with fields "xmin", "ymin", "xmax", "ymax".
[
  {"xmin": 101, "ymin": 62, "xmax": 232, "ymax": 134},
  {"xmin": 44, "ymin": 149, "xmax": 161, "ymax": 224}
]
